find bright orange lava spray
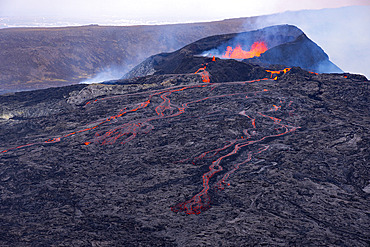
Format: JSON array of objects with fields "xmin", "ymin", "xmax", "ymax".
[{"xmin": 222, "ymin": 41, "xmax": 268, "ymax": 59}]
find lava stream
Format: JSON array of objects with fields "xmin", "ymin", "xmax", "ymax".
[{"xmin": 171, "ymin": 110, "xmax": 298, "ymax": 215}]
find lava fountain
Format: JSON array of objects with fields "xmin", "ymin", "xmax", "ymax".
[{"xmin": 222, "ymin": 41, "xmax": 268, "ymax": 59}]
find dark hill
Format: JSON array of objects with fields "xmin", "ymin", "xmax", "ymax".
[{"xmin": 123, "ymin": 25, "xmax": 341, "ymax": 80}]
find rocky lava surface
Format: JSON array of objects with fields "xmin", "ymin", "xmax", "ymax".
[{"xmin": 0, "ymin": 59, "xmax": 369, "ymax": 246}]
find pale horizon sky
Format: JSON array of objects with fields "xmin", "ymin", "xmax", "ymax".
[{"xmin": 1, "ymin": 0, "xmax": 369, "ymax": 23}]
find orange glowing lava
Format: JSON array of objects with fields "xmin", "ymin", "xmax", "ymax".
[
  {"xmin": 194, "ymin": 66, "xmax": 210, "ymax": 83},
  {"xmin": 266, "ymin": 68, "xmax": 291, "ymax": 80},
  {"xmin": 222, "ymin": 41, "xmax": 268, "ymax": 59}
]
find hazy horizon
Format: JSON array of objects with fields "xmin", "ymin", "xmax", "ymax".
[
  {"xmin": 0, "ymin": 1, "xmax": 369, "ymax": 80},
  {"xmin": 1, "ymin": 0, "xmax": 369, "ymax": 28}
]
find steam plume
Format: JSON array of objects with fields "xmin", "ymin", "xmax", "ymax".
[
  {"xmin": 80, "ymin": 66, "xmax": 128, "ymax": 84},
  {"xmin": 253, "ymin": 6, "xmax": 370, "ymax": 78}
]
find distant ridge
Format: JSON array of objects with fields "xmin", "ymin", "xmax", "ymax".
[
  {"xmin": 0, "ymin": 17, "xmax": 260, "ymax": 94},
  {"xmin": 0, "ymin": 6, "xmax": 368, "ymax": 94}
]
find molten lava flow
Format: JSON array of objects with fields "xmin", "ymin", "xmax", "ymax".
[
  {"xmin": 222, "ymin": 41, "xmax": 268, "ymax": 59},
  {"xmin": 266, "ymin": 68, "xmax": 291, "ymax": 80},
  {"xmin": 194, "ymin": 66, "xmax": 210, "ymax": 83},
  {"xmin": 171, "ymin": 104, "xmax": 298, "ymax": 215},
  {"xmin": 0, "ymin": 63, "xmax": 300, "ymax": 217},
  {"xmin": 266, "ymin": 68, "xmax": 319, "ymax": 80}
]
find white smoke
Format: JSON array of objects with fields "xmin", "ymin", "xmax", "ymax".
[
  {"xmin": 252, "ymin": 6, "xmax": 370, "ymax": 78},
  {"xmin": 80, "ymin": 66, "xmax": 128, "ymax": 84}
]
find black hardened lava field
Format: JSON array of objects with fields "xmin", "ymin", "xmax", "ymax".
[{"xmin": 1, "ymin": 26, "xmax": 369, "ymax": 246}]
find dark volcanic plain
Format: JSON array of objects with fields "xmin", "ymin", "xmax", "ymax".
[{"xmin": 0, "ymin": 54, "xmax": 369, "ymax": 246}]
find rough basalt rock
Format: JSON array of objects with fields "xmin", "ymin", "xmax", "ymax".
[{"xmin": 0, "ymin": 63, "xmax": 369, "ymax": 246}]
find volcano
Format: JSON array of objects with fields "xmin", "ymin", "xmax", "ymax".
[
  {"xmin": 123, "ymin": 25, "xmax": 341, "ymax": 81},
  {"xmin": 0, "ymin": 25, "xmax": 369, "ymax": 246}
]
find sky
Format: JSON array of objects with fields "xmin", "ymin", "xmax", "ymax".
[{"xmin": 1, "ymin": 0, "xmax": 369, "ymax": 23}]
